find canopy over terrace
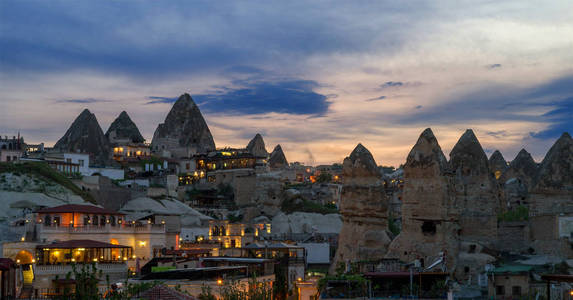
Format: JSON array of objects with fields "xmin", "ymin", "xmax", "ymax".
[{"xmin": 36, "ymin": 240, "xmax": 133, "ymax": 265}]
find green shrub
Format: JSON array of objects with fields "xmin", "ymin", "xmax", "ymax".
[{"xmin": 498, "ymin": 205, "xmax": 529, "ymax": 222}]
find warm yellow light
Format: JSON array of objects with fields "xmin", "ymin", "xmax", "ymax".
[
  {"xmin": 161, "ymin": 220, "xmax": 165, "ymax": 224},
  {"xmin": 31, "ymin": 259, "xmax": 36, "ymax": 263},
  {"xmin": 139, "ymin": 241, "xmax": 146, "ymax": 247},
  {"xmin": 123, "ymin": 257, "xmax": 127, "ymax": 261},
  {"xmin": 78, "ymin": 248, "xmax": 85, "ymax": 251},
  {"xmin": 217, "ymin": 279, "xmax": 223, "ymax": 285},
  {"xmin": 16, "ymin": 259, "xmax": 20, "ymax": 263},
  {"xmin": 221, "ymin": 152, "xmax": 232, "ymax": 156},
  {"xmin": 20, "ymin": 237, "xmax": 25, "ymax": 241},
  {"xmin": 118, "ymin": 256, "xmax": 122, "ymax": 259},
  {"xmin": 93, "ymin": 258, "xmax": 98, "ymax": 262},
  {"xmin": 71, "ymin": 258, "xmax": 76, "ymax": 262},
  {"xmin": 70, "ymin": 220, "xmax": 73, "ymax": 224},
  {"xmin": 53, "ymin": 251, "xmax": 60, "ymax": 256},
  {"xmin": 147, "ymin": 219, "xmax": 151, "ymax": 224},
  {"xmin": 100, "ymin": 256, "xmax": 104, "ymax": 259},
  {"xmin": 297, "ymin": 277, "xmax": 302, "ymax": 281},
  {"xmin": 132, "ymin": 255, "xmax": 136, "ymax": 259}
]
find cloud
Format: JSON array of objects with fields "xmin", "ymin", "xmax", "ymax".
[
  {"xmin": 486, "ymin": 130, "xmax": 508, "ymax": 139},
  {"xmin": 146, "ymin": 96, "xmax": 178, "ymax": 105},
  {"xmin": 529, "ymin": 96, "xmax": 573, "ymax": 139},
  {"xmin": 399, "ymin": 74, "xmax": 573, "ymax": 140},
  {"xmin": 56, "ymin": 98, "xmax": 110, "ymax": 104},
  {"xmin": 487, "ymin": 63, "xmax": 502, "ymax": 69},
  {"xmin": 225, "ymin": 65, "xmax": 264, "ymax": 75},
  {"xmin": 378, "ymin": 81, "xmax": 422, "ymax": 91},
  {"xmin": 366, "ymin": 96, "xmax": 386, "ymax": 102},
  {"xmin": 195, "ymin": 79, "xmax": 330, "ymax": 115}
]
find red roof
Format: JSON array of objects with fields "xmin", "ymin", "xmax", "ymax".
[
  {"xmin": 37, "ymin": 240, "xmax": 131, "ymax": 249},
  {"xmin": 37, "ymin": 204, "xmax": 124, "ymax": 215}
]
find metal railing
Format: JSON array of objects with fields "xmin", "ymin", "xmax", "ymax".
[{"xmin": 38, "ymin": 223, "xmax": 165, "ymax": 234}]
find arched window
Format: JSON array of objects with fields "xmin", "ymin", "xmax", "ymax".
[
  {"xmin": 220, "ymin": 226, "xmax": 226, "ymax": 236},
  {"xmin": 44, "ymin": 215, "xmax": 51, "ymax": 226},
  {"xmin": 93, "ymin": 215, "xmax": 99, "ymax": 226},
  {"xmin": 213, "ymin": 226, "xmax": 219, "ymax": 236},
  {"xmin": 110, "ymin": 215, "xmax": 116, "ymax": 226},
  {"xmin": 100, "ymin": 216, "xmax": 106, "ymax": 225}
]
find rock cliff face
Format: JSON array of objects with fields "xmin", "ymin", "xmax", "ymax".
[
  {"xmin": 386, "ymin": 129, "xmax": 459, "ymax": 270},
  {"xmin": 332, "ymin": 144, "xmax": 390, "ymax": 271},
  {"xmin": 105, "ymin": 111, "xmax": 144, "ymax": 143},
  {"xmin": 529, "ymin": 133, "xmax": 573, "ymax": 216},
  {"xmin": 500, "ymin": 149, "xmax": 538, "ymax": 190},
  {"xmin": 449, "ymin": 129, "xmax": 500, "ymax": 244},
  {"xmin": 489, "ymin": 150, "xmax": 507, "ymax": 180},
  {"xmin": 527, "ymin": 133, "xmax": 573, "ymax": 257},
  {"xmin": 268, "ymin": 145, "xmax": 288, "ymax": 169},
  {"xmin": 534, "ymin": 133, "xmax": 573, "ymax": 191},
  {"xmin": 54, "ymin": 109, "xmax": 110, "ymax": 166},
  {"xmin": 246, "ymin": 133, "xmax": 268, "ymax": 157},
  {"xmin": 151, "ymin": 94, "xmax": 215, "ymax": 158}
]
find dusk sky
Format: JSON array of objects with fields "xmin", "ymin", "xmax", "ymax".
[{"xmin": 1, "ymin": 1, "xmax": 572, "ymax": 166}]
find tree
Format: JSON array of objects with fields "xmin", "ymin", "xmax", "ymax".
[
  {"xmin": 68, "ymin": 263, "xmax": 101, "ymax": 300},
  {"xmin": 316, "ymin": 173, "xmax": 332, "ymax": 183}
]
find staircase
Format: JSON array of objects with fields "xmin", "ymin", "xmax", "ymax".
[
  {"xmin": 19, "ymin": 285, "xmax": 33, "ymax": 299},
  {"xmin": 22, "ymin": 265, "xmax": 34, "ymax": 284},
  {"xmin": 19, "ymin": 265, "xmax": 34, "ymax": 299}
]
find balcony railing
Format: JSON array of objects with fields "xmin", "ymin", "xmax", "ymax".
[
  {"xmin": 34, "ymin": 263, "xmax": 128, "ymax": 276},
  {"xmin": 38, "ymin": 223, "xmax": 165, "ymax": 234}
]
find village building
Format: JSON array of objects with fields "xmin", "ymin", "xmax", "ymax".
[
  {"xmin": 2, "ymin": 204, "xmax": 174, "ymax": 285},
  {"xmin": 0, "ymin": 135, "xmax": 25, "ymax": 162}
]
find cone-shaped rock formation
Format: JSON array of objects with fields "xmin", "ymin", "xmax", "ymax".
[
  {"xmin": 489, "ymin": 150, "xmax": 508, "ymax": 180},
  {"xmin": 246, "ymin": 133, "xmax": 268, "ymax": 158},
  {"xmin": 268, "ymin": 145, "xmax": 288, "ymax": 169},
  {"xmin": 534, "ymin": 132, "xmax": 573, "ymax": 190},
  {"xmin": 386, "ymin": 128, "xmax": 459, "ymax": 270},
  {"xmin": 449, "ymin": 129, "xmax": 500, "ymax": 243},
  {"xmin": 105, "ymin": 111, "xmax": 144, "ymax": 144},
  {"xmin": 500, "ymin": 149, "xmax": 538, "ymax": 190},
  {"xmin": 54, "ymin": 109, "xmax": 110, "ymax": 166},
  {"xmin": 151, "ymin": 94, "xmax": 215, "ymax": 157},
  {"xmin": 332, "ymin": 143, "xmax": 390, "ymax": 272}
]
